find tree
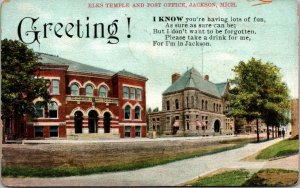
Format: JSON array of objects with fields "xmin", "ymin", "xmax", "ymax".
[
  {"xmin": 228, "ymin": 58, "xmax": 290, "ymax": 142},
  {"xmin": 1, "ymin": 39, "xmax": 50, "ymax": 140}
]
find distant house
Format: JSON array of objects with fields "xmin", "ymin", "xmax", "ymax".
[
  {"xmin": 6, "ymin": 53, "xmax": 148, "ymax": 139},
  {"xmin": 148, "ymin": 68, "xmax": 234, "ymax": 137}
]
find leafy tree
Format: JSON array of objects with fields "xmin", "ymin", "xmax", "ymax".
[
  {"xmin": 1, "ymin": 39, "xmax": 50, "ymax": 140},
  {"xmin": 228, "ymin": 58, "xmax": 290, "ymax": 142}
]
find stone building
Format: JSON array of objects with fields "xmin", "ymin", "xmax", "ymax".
[
  {"xmin": 5, "ymin": 53, "xmax": 148, "ymax": 139},
  {"xmin": 148, "ymin": 68, "xmax": 234, "ymax": 137}
]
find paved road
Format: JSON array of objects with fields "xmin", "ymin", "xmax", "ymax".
[{"xmin": 3, "ymin": 138, "xmax": 293, "ymax": 187}]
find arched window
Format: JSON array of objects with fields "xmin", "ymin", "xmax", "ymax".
[
  {"xmin": 213, "ymin": 103, "xmax": 216, "ymax": 112},
  {"xmin": 166, "ymin": 100, "xmax": 170, "ymax": 111},
  {"xmin": 70, "ymin": 84, "xmax": 79, "ymax": 96},
  {"xmin": 191, "ymin": 96, "xmax": 194, "ymax": 108},
  {"xmin": 186, "ymin": 97, "xmax": 189, "ymax": 108},
  {"xmin": 125, "ymin": 105, "xmax": 131, "ymax": 119},
  {"xmin": 205, "ymin": 100, "xmax": 208, "ymax": 110},
  {"xmin": 135, "ymin": 106, "xmax": 141, "ymax": 119},
  {"xmin": 175, "ymin": 99, "xmax": 179, "ymax": 109},
  {"xmin": 85, "ymin": 85, "xmax": 94, "ymax": 96},
  {"xmin": 35, "ymin": 101, "xmax": 44, "ymax": 118},
  {"xmin": 49, "ymin": 101, "xmax": 58, "ymax": 118},
  {"xmin": 202, "ymin": 100, "xmax": 204, "ymax": 109},
  {"xmin": 99, "ymin": 86, "xmax": 107, "ymax": 97}
]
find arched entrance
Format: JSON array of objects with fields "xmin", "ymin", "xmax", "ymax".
[
  {"xmin": 214, "ymin": 119, "xmax": 221, "ymax": 133},
  {"xmin": 104, "ymin": 112, "xmax": 111, "ymax": 133},
  {"xmin": 88, "ymin": 110, "xmax": 98, "ymax": 133},
  {"xmin": 74, "ymin": 111, "xmax": 83, "ymax": 133}
]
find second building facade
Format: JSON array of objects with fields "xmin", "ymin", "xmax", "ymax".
[{"xmin": 149, "ymin": 68, "xmax": 234, "ymax": 137}]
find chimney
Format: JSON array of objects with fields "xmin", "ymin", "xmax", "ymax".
[
  {"xmin": 172, "ymin": 73, "xmax": 181, "ymax": 83},
  {"xmin": 204, "ymin": 75, "xmax": 209, "ymax": 81}
]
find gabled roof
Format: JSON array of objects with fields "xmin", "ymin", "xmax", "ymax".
[
  {"xmin": 37, "ymin": 53, "xmax": 147, "ymax": 80},
  {"xmin": 38, "ymin": 53, "xmax": 115, "ymax": 75},
  {"xmin": 117, "ymin": 69, "xmax": 147, "ymax": 80},
  {"xmin": 216, "ymin": 82, "xmax": 228, "ymax": 96},
  {"xmin": 163, "ymin": 68, "xmax": 227, "ymax": 98}
]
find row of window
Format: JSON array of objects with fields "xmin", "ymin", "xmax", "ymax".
[
  {"xmin": 213, "ymin": 103, "xmax": 222, "ymax": 112},
  {"xmin": 35, "ymin": 126, "xmax": 58, "ymax": 137},
  {"xmin": 47, "ymin": 80, "xmax": 144, "ymax": 101},
  {"xmin": 124, "ymin": 126, "xmax": 141, "ymax": 137},
  {"xmin": 123, "ymin": 86, "xmax": 142, "ymax": 100},
  {"xmin": 47, "ymin": 79, "xmax": 110, "ymax": 97},
  {"xmin": 71, "ymin": 84, "xmax": 108, "ymax": 97},
  {"xmin": 35, "ymin": 101, "xmax": 58, "ymax": 118},
  {"xmin": 124, "ymin": 105, "xmax": 141, "ymax": 120},
  {"xmin": 166, "ymin": 98, "xmax": 222, "ymax": 112}
]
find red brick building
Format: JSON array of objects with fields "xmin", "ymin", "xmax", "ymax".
[{"xmin": 24, "ymin": 53, "xmax": 147, "ymax": 139}]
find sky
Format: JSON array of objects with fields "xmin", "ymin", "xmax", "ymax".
[{"xmin": 1, "ymin": 0, "xmax": 298, "ymax": 109}]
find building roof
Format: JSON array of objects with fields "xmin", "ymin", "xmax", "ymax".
[
  {"xmin": 117, "ymin": 69, "xmax": 148, "ymax": 80},
  {"xmin": 216, "ymin": 82, "xmax": 228, "ymax": 96},
  {"xmin": 163, "ymin": 67, "xmax": 227, "ymax": 98},
  {"xmin": 38, "ymin": 53, "xmax": 147, "ymax": 80}
]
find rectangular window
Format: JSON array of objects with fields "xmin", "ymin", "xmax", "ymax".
[
  {"xmin": 135, "ymin": 126, "xmax": 141, "ymax": 137},
  {"xmin": 202, "ymin": 116, "xmax": 208, "ymax": 130},
  {"xmin": 52, "ymin": 80, "xmax": 59, "ymax": 95},
  {"xmin": 130, "ymin": 88, "xmax": 135, "ymax": 100},
  {"xmin": 35, "ymin": 126, "xmax": 44, "ymax": 137},
  {"xmin": 50, "ymin": 126, "xmax": 58, "ymax": 137},
  {"xmin": 125, "ymin": 126, "xmax": 131, "ymax": 137},
  {"xmin": 123, "ymin": 86, "xmax": 129, "ymax": 99},
  {"xmin": 166, "ymin": 101, "xmax": 170, "ymax": 111},
  {"xmin": 136, "ymin": 88, "xmax": 142, "ymax": 100},
  {"xmin": 35, "ymin": 103, "xmax": 44, "ymax": 118},
  {"xmin": 49, "ymin": 102, "xmax": 58, "ymax": 118}
]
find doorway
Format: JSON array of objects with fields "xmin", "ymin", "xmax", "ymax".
[
  {"xmin": 214, "ymin": 119, "xmax": 221, "ymax": 133},
  {"xmin": 74, "ymin": 111, "xmax": 83, "ymax": 133},
  {"xmin": 104, "ymin": 112, "xmax": 111, "ymax": 133},
  {"xmin": 88, "ymin": 110, "xmax": 98, "ymax": 133}
]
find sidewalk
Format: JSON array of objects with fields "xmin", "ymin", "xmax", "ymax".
[
  {"xmin": 6, "ymin": 134, "xmax": 258, "ymax": 144},
  {"xmin": 2, "ymin": 138, "xmax": 290, "ymax": 187}
]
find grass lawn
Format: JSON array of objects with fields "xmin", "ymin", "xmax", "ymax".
[
  {"xmin": 2, "ymin": 138, "xmax": 258, "ymax": 177},
  {"xmin": 187, "ymin": 169, "xmax": 299, "ymax": 187},
  {"xmin": 256, "ymin": 139, "xmax": 299, "ymax": 160},
  {"xmin": 186, "ymin": 169, "xmax": 251, "ymax": 186}
]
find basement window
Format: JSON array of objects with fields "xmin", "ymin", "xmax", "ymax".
[
  {"xmin": 35, "ymin": 126, "xmax": 44, "ymax": 137},
  {"xmin": 50, "ymin": 126, "xmax": 58, "ymax": 137}
]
